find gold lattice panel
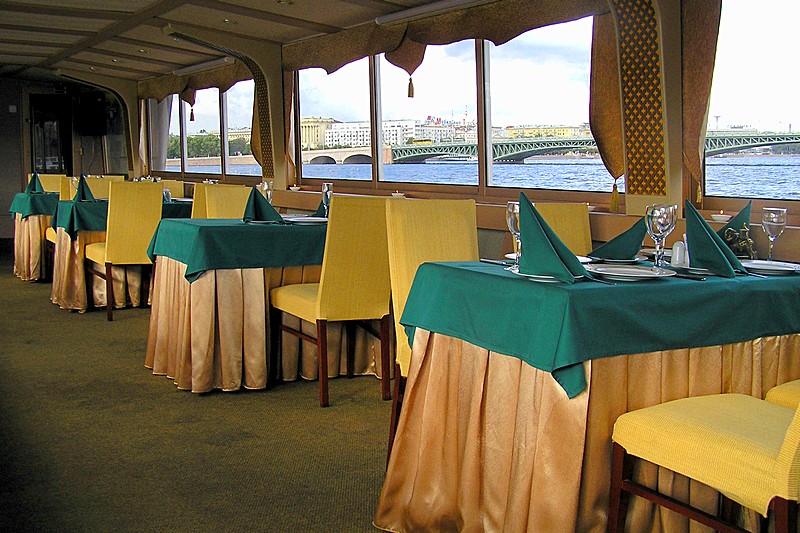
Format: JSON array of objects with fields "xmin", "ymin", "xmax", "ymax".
[{"xmin": 611, "ymin": 0, "xmax": 666, "ymax": 196}]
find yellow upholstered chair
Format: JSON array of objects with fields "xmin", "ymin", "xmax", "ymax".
[
  {"xmin": 59, "ymin": 176, "xmax": 75, "ymax": 200},
  {"xmin": 384, "ymin": 199, "xmax": 479, "ymax": 457},
  {"xmin": 191, "ymin": 183, "xmax": 250, "ymax": 218},
  {"xmin": 767, "ymin": 380, "xmax": 800, "ymax": 410},
  {"xmin": 30, "ymin": 173, "xmax": 66, "ymax": 192},
  {"xmin": 270, "ymin": 196, "xmax": 392, "ymax": 407},
  {"xmin": 532, "ymin": 202, "xmax": 592, "ymax": 256},
  {"xmin": 85, "ymin": 177, "xmax": 111, "ymax": 199},
  {"xmin": 160, "ymin": 179, "xmax": 185, "ymax": 199},
  {"xmin": 84, "ymin": 181, "xmax": 162, "ymax": 321},
  {"xmin": 608, "ymin": 394, "xmax": 800, "ymax": 533}
]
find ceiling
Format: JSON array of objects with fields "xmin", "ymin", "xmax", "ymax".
[{"xmin": 0, "ymin": 0, "xmax": 439, "ymax": 82}]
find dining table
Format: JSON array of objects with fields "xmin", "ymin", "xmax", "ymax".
[
  {"xmin": 144, "ymin": 217, "xmax": 389, "ymax": 393},
  {"xmin": 374, "ymin": 260, "xmax": 800, "ymax": 533},
  {"xmin": 49, "ymin": 198, "xmax": 192, "ymax": 312},
  {"xmin": 9, "ymin": 191, "xmax": 59, "ymax": 281}
]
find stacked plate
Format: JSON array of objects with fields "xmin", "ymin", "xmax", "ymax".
[
  {"xmin": 584, "ymin": 264, "xmax": 676, "ymax": 282},
  {"xmin": 282, "ymin": 215, "xmax": 327, "ymax": 225},
  {"xmin": 741, "ymin": 260, "xmax": 800, "ymax": 276}
]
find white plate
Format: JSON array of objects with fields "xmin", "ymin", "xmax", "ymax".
[
  {"xmin": 170, "ymin": 198, "xmax": 193, "ymax": 202},
  {"xmin": 283, "ymin": 216, "xmax": 327, "ymax": 225},
  {"xmin": 741, "ymin": 259, "xmax": 800, "ymax": 275},
  {"xmin": 666, "ymin": 262, "xmax": 713, "ymax": 275},
  {"xmin": 510, "ymin": 267, "xmax": 576, "ymax": 283},
  {"xmin": 589, "ymin": 255, "xmax": 646, "ymax": 264},
  {"xmin": 640, "ymin": 248, "xmax": 673, "ymax": 259},
  {"xmin": 506, "ymin": 252, "xmax": 592, "ymax": 264},
  {"xmin": 585, "ymin": 264, "xmax": 676, "ymax": 282}
]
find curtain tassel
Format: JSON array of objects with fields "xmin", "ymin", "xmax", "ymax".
[
  {"xmin": 189, "ymin": 106, "xmax": 195, "ymax": 122},
  {"xmin": 610, "ymin": 177, "xmax": 620, "ymax": 213},
  {"xmin": 407, "ymin": 77, "xmax": 414, "ymax": 98},
  {"xmin": 696, "ymin": 181, "xmax": 703, "ymax": 204}
]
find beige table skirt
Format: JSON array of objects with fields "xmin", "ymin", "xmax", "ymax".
[
  {"xmin": 50, "ymin": 227, "xmax": 145, "ymax": 312},
  {"xmin": 145, "ymin": 256, "xmax": 388, "ymax": 393},
  {"xmin": 374, "ymin": 329, "xmax": 800, "ymax": 533},
  {"xmin": 13, "ymin": 213, "xmax": 50, "ymax": 281}
]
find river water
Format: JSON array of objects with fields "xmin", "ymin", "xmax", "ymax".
[{"xmin": 170, "ymin": 154, "xmax": 800, "ymax": 200}]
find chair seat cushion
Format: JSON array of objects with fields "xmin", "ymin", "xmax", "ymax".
[
  {"xmin": 766, "ymin": 380, "xmax": 800, "ymax": 410},
  {"xmin": 45, "ymin": 226, "xmax": 57, "ymax": 244},
  {"xmin": 270, "ymin": 283, "xmax": 320, "ymax": 324},
  {"xmin": 85, "ymin": 242, "xmax": 106, "ymax": 265},
  {"xmin": 613, "ymin": 393, "xmax": 795, "ymax": 515}
]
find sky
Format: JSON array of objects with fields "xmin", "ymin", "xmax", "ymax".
[{"xmin": 187, "ymin": 0, "xmax": 799, "ymax": 134}]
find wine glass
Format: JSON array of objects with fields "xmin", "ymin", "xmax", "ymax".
[
  {"xmin": 645, "ymin": 204, "xmax": 678, "ymax": 268},
  {"xmin": 761, "ymin": 207, "xmax": 787, "ymax": 260},
  {"xmin": 261, "ymin": 180, "xmax": 274, "ymax": 203},
  {"xmin": 506, "ymin": 201, "xmax": 521, "ymax": 271},
  {"xmin": 321, "ymin": 182, "xmax": 333, "ymax": 217}
]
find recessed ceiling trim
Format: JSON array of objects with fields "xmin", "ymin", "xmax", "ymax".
[
  {"xmin": 111, "ymin": 35, "xmax": 219, "ymax": 59},
  {"xmin": 36, "ymin": 0, "xmax": 189, "ymax": 69},
  {"xmin": 88, "ymin": 47, "xmax": 185, "ymax": 67},
  {"xmin": 0, "ymin": 37, "xmax": 68, "ymax": 49},
  {"xmin": 152, "ymin": 16, "xmax": 282, "ymax": 46},
  {"xmin": 187, "ymin": 0, "xmax": 343, "ymax": 34},
  {"xmin": 0, "ymin": 22, "xmax": 94, "ymax": 37},
  {"xmin": 59, "ymin": 57, "xmax": 162, "ymax": 76},
  {"xmin": 0, "ymin": 1, "xmax": 129, "ymax": 20}
]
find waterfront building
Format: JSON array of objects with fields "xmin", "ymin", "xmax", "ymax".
[{"xmin": 301, "ymin": 117, "xmax": 338, "ymax": 149}]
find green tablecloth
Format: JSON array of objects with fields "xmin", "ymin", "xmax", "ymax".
[
  {"xmin": 9, "ymin": 192, "xmax": 59, "ymax": 218},
  {"xmin": 401, "ymin": 261, "xmax": 800, "ymax": 398},
  {"xmin": 147, "ymin": 218, "xmax": 327, "ymax": 283},
  {"xmin": 51, "ymin": 200, "xmax": 192, "ymax": 239}
]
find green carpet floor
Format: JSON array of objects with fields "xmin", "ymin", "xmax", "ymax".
[{"xmin": 0, "ymin": 248, "xmax": 390, "ymax": 532}]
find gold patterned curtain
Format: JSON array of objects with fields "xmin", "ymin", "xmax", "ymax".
[{"xmin": 137, "ymin": 60, "xmax": 251, "ymax": 104}]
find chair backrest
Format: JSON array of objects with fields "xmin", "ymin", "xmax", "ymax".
[
  {"xmin": 532, "ymin": 202, "xmax": 592, "ymax": 256},
  {"xmin": 104, "ymin": 181, "xmax": 163, "ymax": 265},
  {"xmin": 85, "ymin": 177, "xmax": 112, "ymax": 199},
  {"xmin": 31, "ymin": 173, "xmax": 66, "ymax": 192},
  {"xmin": 200, "ymin": 184, "xmax": 250, "ymax": 218},
  {"xmin": 191, "ymin": 183, "xmax": 208, "ymax": 218},
  {"xmin": 317, "ymin": 196, "xmax": 391, "ymax": 322},
  {"xmin": 160, "ymin": 179, "xmax": 185, "ymax": 198},
  {"xmin": 102, "ymin": 175, "xmax": 126, "ymax": 181},
  {"xmin": 775, "ymin": 403, "xmax": 800, "ymax": 501},
  {"xmin": 59, "ymin": 177, "xmax": 74, "ymax": 200},
  {"xmin": 385, "ymin": 199, "xmax": 479, "ymax": 376}
]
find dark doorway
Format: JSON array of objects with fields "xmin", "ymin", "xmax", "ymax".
[{"xmin": 30, "ymin": 94, "xmax": 73, "ymax": 175}]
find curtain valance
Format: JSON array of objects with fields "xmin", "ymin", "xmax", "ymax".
[{"xmin": 137, "ymin": 60, "xmax": 252, "ymax": 104}]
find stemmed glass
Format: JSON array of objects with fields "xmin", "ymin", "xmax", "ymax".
[
  {"xmin": 761, "ymin": 207, "xmax": 787, "ymax": 260},
  {"xmin": 261, "ymin": 180, "xmax": 274, "ymax": 203},
  {"xmin": 321, "ymin": 182, "xmax": 333, "ymax": 217},
  {"xmin": 506, "ymin": 201, "xmax": 521, "ymax": 271},
  {"xmin": 645, "ymin": 204, "xmax": 678, "ymax": 268}
]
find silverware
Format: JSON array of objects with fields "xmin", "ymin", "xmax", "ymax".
[
  {"xmin": 480, "ymin": 258, "xmax": 511, "ymax": 266},
  {"xmin": 673, "ymin": 273, "xmax": 706, "ymax": 281},
  {"xmin": 585, "ymin": 276, "xmax": 616, "ymax": 286}
]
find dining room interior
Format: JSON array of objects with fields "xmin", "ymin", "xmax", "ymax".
[{"xmin": 2, "ymin": 0, "xmax": 800, "ymax": 531}]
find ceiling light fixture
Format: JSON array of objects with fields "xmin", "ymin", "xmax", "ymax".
[
  {"xmin": 173, "ymin": 56, "xmax": 234, "ymax": 76},
  {"xmin": 222, "ymin": 18, "xmax": 237, "ymax": 24},
  {"xmin": 137, "ymin": 48, "xmax": 150, "ymax": 54},
  {"xmin": 111, "ymin": 58, "xmax": 121, "ymax": 63},
  {"xmin": 375, "ymin": 0, "xmax": 498, "ymax": 26}
]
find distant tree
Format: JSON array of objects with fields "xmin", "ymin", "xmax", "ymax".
[
  {"xmin": 186, "ymin": 134, "xmax": 221, "ymax": 157},
  {"xmin": 167, "ymin": 134, "xmax": 181, "ymax": 159},
  {"xmin": 228, "ymin": 137, "xmax": 247, "ymax": 155}
]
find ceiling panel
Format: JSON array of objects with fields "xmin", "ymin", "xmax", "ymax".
[
  {"xmin": 71, "ymin": 51, "xmax": 174, "ymax": 75},
  {"xmin": 0, "ymin": 12, "xmax": 113, "ymax": 32},
  {"xmin": 15, "ymin": 0, "xmax": 156, "ymax": 10},
  {"xmin": 0, "ymin": 29, "xmax": 81, "ymax": 45}
]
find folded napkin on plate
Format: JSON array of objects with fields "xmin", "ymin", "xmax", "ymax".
[
  {"xmin": 685, "ymin": 200, "xmax": 745, "ymax": 278},
  {"xmin": 518, "ymin": 193, "xmax": 589, "ymax": 284},
  {"xmin": 589, "ymin": 217, "xmax": 646, "ymax": 260},
  {"xmin": 311, "ymin": 201, "xmax": 326, "ymax": 218},
  {"xmin": 716, "ymin": 200, "xmax": 751, "ymax": 237},
  {"xmin": 242, "ymin": 187, "xmax": 283, "ymax": 223},
  {"xmin": 25, "ymin": 172, "xmax": 44, "ymax": 194},
  {"xmin": 73, "ymin": 176, "xmax": 95, "ymax": 202}
]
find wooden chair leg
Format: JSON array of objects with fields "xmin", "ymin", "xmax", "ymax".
[
  {"xmin": 105, "ymin": 262, "xmax": 113, "ymax": 321},
  {"xmin": 773, "ymin": 497, "xmax": 797, "ymax": 533},
  {"xmin": 267, "ymin": 306, "xmax": 283, "ymax": 385},
  {"xmin": 387, "ymin": 363, "xmax": 406, "ymax": 466},
  {"xmin": 380, "ymin": 315, "xmax": 391, "ymax": 401},
  {"xmin": 345, "ymin": 322, "xmax": 355, "ymax": 378},
  {"xmin": 607, "ymin": 442, "xmax": 633, "ymax": 533},
  {"xmin": 316, "ymin": 319, "xmax": 329, "ymax": 407}
]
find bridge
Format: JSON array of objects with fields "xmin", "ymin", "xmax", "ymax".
[{"xmin": 302, "ymin": 133, "xmax": 800, "ymax": 164}]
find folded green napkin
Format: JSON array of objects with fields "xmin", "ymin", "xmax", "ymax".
[
  {"xmin": 25, "ymin": 172, "xmax": 44, "ymax": 194},
  {"xmin": 242, "ymin": 187, "xmax": 283, "ymax": 223},
  {"xmin": 685, "ymin": 200, "xmax": 745, "ymax": 278},
  {"xmin": 590, "ymin": 217, "xmax": 646, "ymax": 260},
  {"xmin": 518, "ymin": 193, "xmax": 589, "ymax": 284},
  {"xmin": 73, "ymin": 176, "xmax": 96, "ymax": 202},
  {"xmin": 716, "ymin": 200, "xmax": 751, "ymax": 237},
  {"xmin": 311, "ymin": 201, "xmax": 326, "ymax": 218}
]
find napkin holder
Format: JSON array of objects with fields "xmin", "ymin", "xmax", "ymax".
[{"xmin": 722, "ymin": 225, "xmax": 757, "ymax": 259}]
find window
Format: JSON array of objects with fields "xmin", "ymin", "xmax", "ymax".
[
  {"xmin": 487, "ymin": 17, "xmax": 608, "ymax": 192},
  {"xmin": 298, "ymin": 58, "xmax": 372, "ymax": 181},
  {"xmin": 224, "ymin": 79, "xmax": 260, "ymax": 176},
  {"xmin": 379, "ymin": 41, "xmax": 478, "ymax": 186},
  {"xmin": 183, "ymin": 87, "xmax": 221, "ymax": 174},
  {"xmin": 705, "ymin": 0, "xmax": 800, "ymax": 200},
  {"xmin": 148, "ymin": 95, "xmax": 179, "ymax": 172}
]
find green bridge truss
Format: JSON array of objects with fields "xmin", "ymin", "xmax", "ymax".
[{"xmin": 390, "ymin": 133, "xmax": 800, "ymax": 162}]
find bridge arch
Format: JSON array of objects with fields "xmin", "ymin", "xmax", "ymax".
[
  {"xmin": 343, "ymin": 154, "xmax": 372, "ymax": 164},
  {"xmin": 308, "ymin": 155, "xmax": 336, "ymax": 165}
]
